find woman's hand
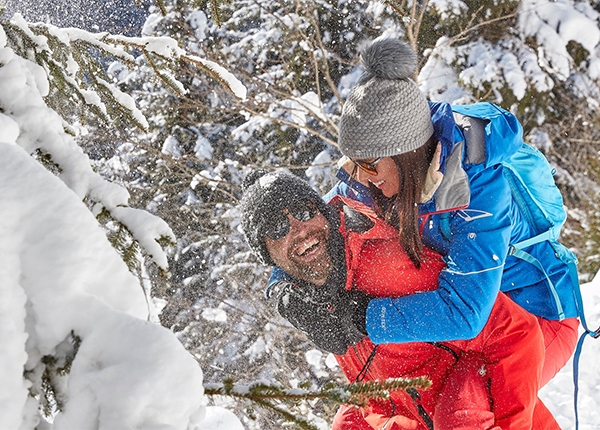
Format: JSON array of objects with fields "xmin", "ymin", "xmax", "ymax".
[
  {"xmin": 420, "ymin": 142, "xmax": 443, "ymax": 203},
  {"xmin": 363, "ymin": 410, "xmax": 419, "ymax": 430}
]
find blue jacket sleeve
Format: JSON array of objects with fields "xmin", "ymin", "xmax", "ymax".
[{"xmin": 366, "ymin": 165, "xmax": 513, "ymax": 343}]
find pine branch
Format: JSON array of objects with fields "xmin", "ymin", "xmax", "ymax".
[
  {"xmin": 1, "ymin": 16, "xmax": 245, "ymax": 133},
  {"xmin": 204, "ymin": 377, "xmax": 431, "ymax": 428},
  {"xmin": 210, "ymin": 0, "xmax": 223, "ymax": 27},
  {"xmin": 182, "ymin": 53, "xmax": 246, "ymax": 99},
  {"xmin": 248, "ymin": 398, "xmax": 321, "ymax": 430},
  {"xmin": 142, "ymin": 49, "xmax": 188, "ymax": 97},
  {"xmin": 153, "ymin": 0, "xmax": 168, "ymax": 15},
  {"xmin": 31, "ymin": 331, "xmax": 82, "ymax": 418},
  {"xmin": 100, "ymin": 210, "xmax": 143, "ymax": 273}
]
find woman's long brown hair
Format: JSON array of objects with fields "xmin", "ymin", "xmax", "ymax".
[{"xmin": 370, "ymin": 135, "xmax": 438, "ymax": 268}]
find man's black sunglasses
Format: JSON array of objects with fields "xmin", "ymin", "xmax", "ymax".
[{"xmin": 262, "ymin": 201, "xmax": 319, "ymax": 240}]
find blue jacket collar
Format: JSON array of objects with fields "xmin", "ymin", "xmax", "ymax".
[{"xmin": 423, "ymin": 102, "xmax": 470, "ymax": 213}]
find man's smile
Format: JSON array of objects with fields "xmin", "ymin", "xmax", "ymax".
[{"xmin": 292, "ymin": 235, "xmax": 325, "ymax": 259}]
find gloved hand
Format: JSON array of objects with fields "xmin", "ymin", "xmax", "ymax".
[{"xmin": 269, "ymin": 280, "xmax": 370, "ymax": 355}]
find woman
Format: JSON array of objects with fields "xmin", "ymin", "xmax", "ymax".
[
  {"xmin": 328, "ymin": 194, "xmax": 553, "ymax": 430},
  {"xmin": 334, "ymin": 37, "xmax": 580, "ymax": 389}
]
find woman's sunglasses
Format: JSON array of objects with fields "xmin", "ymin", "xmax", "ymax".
[
  {"xmin": 351, "ymin": 157, "xmax": 383, "ymax": 176},
  {"xmin": 261, "ymin": 201, "xmax": 319, "ymax": 240}
]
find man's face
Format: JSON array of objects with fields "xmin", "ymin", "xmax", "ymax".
[{"xmin": 264, "ymin": 203, "xmax": 332, "ymax": 286}]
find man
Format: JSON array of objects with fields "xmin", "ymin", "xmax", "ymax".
[{"xmin": 239, "ymin": 168, "xmax": 556, "ymax": 430}]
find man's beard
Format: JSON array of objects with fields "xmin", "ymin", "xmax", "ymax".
[{"xmin": 294, "ymin": 253, "xmax": 332, "ymax": 285}]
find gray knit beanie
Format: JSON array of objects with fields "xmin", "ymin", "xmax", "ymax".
[
  {"xmin": 239, "ymin": 169, "xmax": 329, "ymax": 265},
  {"xmin": 339, "ymin": 38, "xmax": 434, "ymax": 159}
]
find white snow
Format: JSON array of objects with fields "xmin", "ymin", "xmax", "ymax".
[
  {"xmin": 0, "ymin": 36, "xmax": 242, "ymax": 429},
  {"xmin": 540, "ymin": 274, "xmax": 600, "ymax": 429},
  {"xmin": 305, "ymin": 349, "xmax": 330, "ymax": 378},
  {"xmin": 194, "ymin": 134, "xmax": 214, "ymax": 160},
  {"xmin": 202, "ymin": 308, "xmax": 228, "ymax": 322},
  {"xmin": 419, "ymin": 0, "xmax": 600, "ymax": 105},
  {"xmin": 162, "ymin": 135, "xmax": 182, "ymax": 158}
]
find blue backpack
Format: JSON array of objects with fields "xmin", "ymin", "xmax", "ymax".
[
  {"xmin": 502, "ymin": 141, "xmax": 599, "ymax": 429},
  {"xmin": 453, "ymin": 105, "xmax": 599, "ymax": 428},
  {"xmin": 502, "ymin": 142, "xmax": 576, "ymax": 321}
]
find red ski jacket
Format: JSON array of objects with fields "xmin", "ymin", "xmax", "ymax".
[{"xmin": 331, "ymin": 196, "xmax": 549, "ymax": 430}]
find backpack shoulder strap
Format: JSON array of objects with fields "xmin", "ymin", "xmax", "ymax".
[{"xmin": 452, "ymin": 112, "xmax": 487, "ymax": 164}]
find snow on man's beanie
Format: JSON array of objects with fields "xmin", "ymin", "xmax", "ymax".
[
  {"xmin": 339, "ymin": 38, "xmax": 434, "ymax": 159},
  {"xmin": 239, "ymin": 169, "xmax": 328, "ymax": 266}
]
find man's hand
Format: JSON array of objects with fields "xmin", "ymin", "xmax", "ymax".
[{"xmin": 270, "ymin": 280, "xmax": 369, "ymax": 355}]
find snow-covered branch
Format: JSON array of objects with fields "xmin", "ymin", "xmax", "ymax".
[{"xmin": 1, "ymin": 13, "xmax": 246, "ymax": 132}]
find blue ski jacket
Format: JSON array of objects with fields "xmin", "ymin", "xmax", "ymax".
[{"xmin": 326, "ymin": 101, "xmax": 579, "ymax": 344}]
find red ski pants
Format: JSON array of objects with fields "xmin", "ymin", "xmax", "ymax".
[{"xmin": 332, "ymin": 293, "xmax": 570, "ymax": 429}]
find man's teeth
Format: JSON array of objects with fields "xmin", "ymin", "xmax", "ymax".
[{"xmin": 298, "ymin": 238, "xmax": 319, "ymax": 256}]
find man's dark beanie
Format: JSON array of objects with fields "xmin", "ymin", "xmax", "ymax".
[{"xmin": 239, "ymin": 169, "xmax": 329, "ymax": 265}]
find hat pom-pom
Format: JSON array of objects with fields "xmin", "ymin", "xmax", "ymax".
[
  {"xmin": 361, "ymin": 38, "xmax": 417, "ymax": 80},
  {"xmin": 242, "ymin": 169, "xmax": 269, "ymax": 192}
]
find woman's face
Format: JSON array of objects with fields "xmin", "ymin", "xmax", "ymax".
[{"xmin": 353, "ymin": 156, "xmax": 400, "ymax": 198}]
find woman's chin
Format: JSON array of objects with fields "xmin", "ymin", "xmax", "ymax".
[{"xmin": 381, "ymin": 188, "xmax": 398, "ymax": 198}]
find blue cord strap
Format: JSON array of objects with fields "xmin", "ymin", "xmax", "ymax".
[
  {"xmin": 573, "ymin": 328, "xmax": 600, "ymax": 430},
  {"xmin": 569, "ymin": 262, "xmax": 600, "ymax": 338},
  {"xmin": 569, "ymin": 261, "xmax": 600, "ymax": 430}
]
